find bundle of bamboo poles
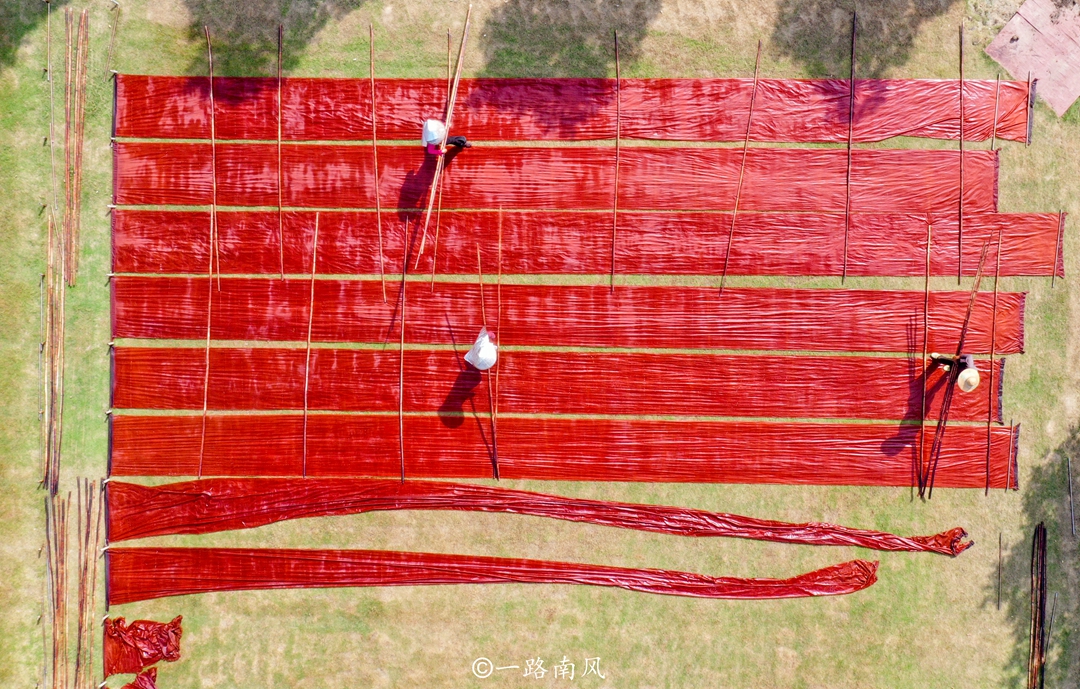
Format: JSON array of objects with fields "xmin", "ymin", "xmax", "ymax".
[
  {"xmin": 62, "ymin": 7, "xmax": 89, "ymax": 288},
  {"xmin": 42, "ymin": 210, "xmax": 67, "ymax": 495},
  {"xmin": 44, "ymin": 493, "xmax": 70, "ymax": 689},
  {"xmin": 73, "ymin": 479, "xmax": 104, "ymax": 689},
  {"xmin": 1027, "ymin": 522, "xmax": 1048, "ymax": 689}
]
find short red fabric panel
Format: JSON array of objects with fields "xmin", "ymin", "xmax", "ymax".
[
  {"xmin": 111, "ymin": 209, "xmax": 1063, "ymax": 278},
  {"xmin": 112, "ymin": 143, "xmax": 999, "ymax": 213},
  {"xmin": 108, "ymin": 414, "xmax": 1019, "ymax": 490},
  {"xmin": 111, "ymin": 347, "xmax": 1004, "ymax": 423},
  {"xmin": 110, "ymin": 278, "xmax": 1025, "ymax": 355},
  {"xmin": 105, "ymin": 478, "xmax": 972, "ymax": 555},
  {"xmin": 106, "ymin": 548, "xmax": 879, "ymax": 605},
  {"xmin": 114, "ymin": 75, "xmax": 1028, "ymax": 143}
]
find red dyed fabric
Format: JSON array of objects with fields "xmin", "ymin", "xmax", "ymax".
[
  {"xmin": 103, "ymin": 616, "xmax": 182, "ymax": 677},
  {"xmin": 121, "ymin": 669, "xmax": 159, "ymax": 689},
  {"xmin": 112, "ymin": 143, "xmax": 998, "ymax": 213},
  {"xmin": 108, "ymin": 414, "xmax": 1019, "ymax": 489},
  {"xmin": 105, "ymin": 547, "xmax": 879, "ymax": 604},
  {"xmin": 114, "ymin": 75, "xmax": 1029, "ymax": 143},
  {"xmin": 112, "ymin": 209, "xmax": 1065, "ymax": 278},
  {"xmin": 110, "ymin": 278, "xmax": 1025, "ymax": 355},
  {"xmin": 105, "ymin": 478, "xmax": 973, "ymax": 556},
  {"xmin": 111, "ymin": 347, "xmax": 1004, "ymax": 423}
]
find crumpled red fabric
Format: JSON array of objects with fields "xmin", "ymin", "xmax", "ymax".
[
  {"xmin": 121, "ymin": 668, "xmax": 159, "ymax": 689},
  {"xmin": 103, "ymin": 616, "xmax": 182, "ymax": 677}
]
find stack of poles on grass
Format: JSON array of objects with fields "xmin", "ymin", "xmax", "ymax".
[{"xmin": 1027, "ymin": 522, "xmax": 1048, "ymax": 689}]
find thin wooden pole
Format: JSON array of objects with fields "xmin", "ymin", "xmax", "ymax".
[
  {"xmin": 720, "ymin": 40, "xmax": 762, "ymax": 295},
  {"xmin": 495, "ymin": 209, "xmax": 502, "ymax": 424},
  {"xmin": 1068, "ymin": 454, "xmax": 1075, "ymax": 537},
  {"xmin": 197, "ymin": 188, "xmax": 215, "ymax": 479},
  {"xmin": 1006, "ymin": 417, "xmax": 1014, "ymax": 493},
  {"xmin": 398, "ymin": 219, "xmax": 409, "ymax": 483},
  {"xmin": 205, "ymin": 27, "xmax": 220, "ymax": 289},
  {"xmin": 370, "ymin": 24, "xmax": 387, "ymax": 302},
  {"xmin": 1026, "ymin": 70, "xmax": 1033, "ymax": 146},
  {"xmin": 277, "ymin": 24, "xmax": 285, "ymax": 280},
  {"xmin": 958, "ymin": 23, "xmax": 965, "ymax": 285},
  {"xmin": 1052, "ymin": 211, "xmax": 1063, "ymax": 288},
  {"xmin": 62, "ymin": 9, "xmax": 73, "ymax": 286},
  {"xmin": 609, "ymin": 29, "xmax": 621, "ymax": 291},
  {"xmin": 990, "ymin": 74, "xmax": 1000, "ymax": 151},
  {"xmin": 985, "ymin": 221, "xmax": 1003, "ymax": 495},
  {"xmin": 476, "ymin": 244, "xmax": 499, "ymax": 478},
  {"xmin": 69, "ymin": 10, "xmax": 89, "ymax": 286},
  {"xmin": 429, "ymin": 29, "xmax": 452, "ymax": 291},
  {"xmin": 104, "ymin": 2, "xmax": 120, "ymax": 80},
  {"xmin": 918, "ymin": 217, "xmax": 932, "ymax": 492},
  {"xmin": 842, "ymin": 12, "xmax": 857, "ymax": 283},
  {"xmin": 302, "ymin": 213, "xmax": 319, "ymax": 478},
  {"xmin": 417, "ymin": 5, "xmax": 472, "ymax": 259}
]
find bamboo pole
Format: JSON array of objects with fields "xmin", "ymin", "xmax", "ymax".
[
  {"xmin": 197, "ymin": 180, "xmax": 216, "ymax": 479},
  {"xmin": 719, "ymin": 40, "xmax": 762, "ymax": 295},
  {"xmin": 417, "ymin": 5, "xmax": 472, "ymax": 260},
  {"xmin": 62, "ymin": 9, "xmax": 72, "ymax": 287},
  {"xmin": 985, "ymin": 222, "xmax": 1003, "ymax": 495},
  {"xmin": 277, "ymin": 24, "xmax": 285, "ymax": 280},
  {"xmin": 476, "ymin": 244, "xmax": 499, "ymax": 478},
  {"xmin": 370, "ymin": 24, "xmax": 386, "ymax": 301},
  {"xmin": 104, "ymin": 2, "xmax": 120, "ymax": 80},
  {"xmin": 398, "ymin": 219, "xmax": 409, "ymax": 483},
  {"xmin": 302, "ymin": 213, "xmax": 320, "ymax": 478},
  {"xmin": 997, "ymin": 531, "xmax": 1002, "ymax": 610},
  {"xmin": 609, "ymin": 29, "xmax": 621, "ymax": 291},
  {"xmin": 205, "ymin": 27, "xmax": 220, "ymax": 289},
  {"xmin": 1068, "ymin": 454, "xmax": 1075, "ymax": 538},
  {"xmin": 495, "ymin": 209, "xmax": 502, "ymax": 433},
  {"xmin": 918, "ymin": 217, "xmax": 932, "ymax": 492},
  {"xmin": 47, "ymin": 0, "xmax": 58, "ymax": 215},
  {"xmin": 68, "ymin": 10, "xmax": 89, "ymax": 286},
  {"xmin": 958, "ymin": 23, "xmax": 965, "ymax": 284},
  {"xmin": 842, "ymin": 12, "xmax": 857, "ymax": 283},
  {"xmin": 1006, "ymin": 417, "xmax": 1014, "ymax": 493},
  {"xmin": 1052, "ymin": 211, "xmax": 1063, "ymax": 288},
  {"xmin": 990, "ymin": 74, "xmax": 1000, "ymax": 151},
  {"xmin": 429, "ymin": 30, "xmax": 452, "ymax": 290}
]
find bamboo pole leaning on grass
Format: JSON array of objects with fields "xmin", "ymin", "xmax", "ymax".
[
  {"xmin": 428, "ymin": 29, "xmax": 452, "ymax": 290},
  {"xmin": 370, "ymin": 24, "xmax": 387, "ymax": 301},
  {"xmin": 104, "ymin": 1, "xmax": 120, "ymax": 80},
  {"xmin": 205, "ymin": 27, "xmax": 220, "ymax": 289},
  {"xmin": 719, "ymin": 40, "xmax": 762, "ymax": 295},
  {"xmin": 416, "ymin": 4, "xmax": 472, "ymax": 261},
  {"xmin": 68, "ymin": 9, "xmax": 90, "ymax": 286}
]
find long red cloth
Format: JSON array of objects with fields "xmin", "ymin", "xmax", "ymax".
[
  {"xmin": 112, "ymin": 209, "xmax": 1065, "ymax": 278},
  {"xmin": 105, "ymin": 547, "xmax": 879, "ymax": 605},
  {"xmin": 114, "ymin": 75, "xmax": 1028, "ymax": 143},
  {"xmin": 103, "ymin": 616, "xmax": 182, "ymax": 677},
  {"xmin": 111, "ymin": 347, "xmax": 1003, "ymax": 423},
  {"xmin": 105, "ymin": 478, "xmax": 973, "ymax": 556},
  {"xmin": 108, "ymin": 414, "xmax": 1019, "ymax": 489},
  {"xmin": 112, "ymin": 143, "xmax": 998, "ymax": 213},
  {"xmin": 110, "ymin": 278, "xmax": 1025, "ymax": 355}
]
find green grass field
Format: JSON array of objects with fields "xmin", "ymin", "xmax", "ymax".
[{"xmin": 1, "ymin": 1, "xmax": 1078, "ymax": 687}]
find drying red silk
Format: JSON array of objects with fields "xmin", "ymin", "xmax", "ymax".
[
  {"xmin": 121, "ymin": 669, "xmax": 159, "ymax": 689},
  {"xmin": 105, "ymin": 547, "xmax": 879, "ymax": 605},
  {"xmin": 110, "ymin": 278, "xmax": 1024, "ymax": 355},
  {"xmin": 112, "ymin": 142, "xmax": 998, "ymax": 213},
  {"xmin": 105, "ymin": 478, "xmax": 973, "ymax": 556},
  {"xmin": 112, "ymin": 209, "xmax": 1065, "ymax": 278},
  {"xmin": 109, "ymin": 413, "xmax": 1019, "ymax": 489},
  {"xmin": 111, "ymin": 347, "xmax": 1004, "ymax": 423},
  {"xmin": 114, "ymin": 75, "xmax": 1028, "ymax": 143},
  {"xmin": 103, "ymin": 616, "xmax": 182, "ymax": 677}
]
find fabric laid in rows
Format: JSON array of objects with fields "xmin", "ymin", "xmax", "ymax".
[
  {"xmin": 114, "ymin": 75, "xmax": 1029, "ymax": 143},
  {"xmin": 109, "ymin": 413, "xmax": 1019, "ymax": 489}
]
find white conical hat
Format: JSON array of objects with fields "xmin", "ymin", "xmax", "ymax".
[
  {"xmin": 464, "ymin": 328, "xmax": 498, "ymax": 371},
  {"xmin": 957, "ymin": 367, "xmax": 980, "ymax": 393}
]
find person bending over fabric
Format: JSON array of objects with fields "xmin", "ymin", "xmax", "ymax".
[
  {"xmin": 422, "ymin": 118, "xmax": 471, "ymax": 155},
  {"xmin": 929, "ymin": 352, "xmax": 980, "ymax": 393}
]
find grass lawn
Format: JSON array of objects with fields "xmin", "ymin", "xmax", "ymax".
[{"xmin": 1, "ymin": 1, "xmax": 1078, "ymax": 687}]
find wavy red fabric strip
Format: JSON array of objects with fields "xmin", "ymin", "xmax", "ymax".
[
  {"xmin": 112, "ymin": 143, "xmax": 998, "ymax": 213},
  {"xmin": 105, "ymin": 547, "xmax": 879, "ymax": 605},
  {"xmin": 105, "ymin": 478, "xmax": 973, "ymax": 556},
  {"xmin": 112, "ymin": 209, "xmax": 1063, "ymax": 278},
  {"xmin": 110, "ymin": 278, "xmax": 1025, "ymax": 355},
  {"xmin": 108, "ymin": 414, "xmax": 1019, "ymax": 489},
  {"xmin": 114, "ymin": 75, "xmax": 1028, "ymax": 143},
  {"xmin": 111, "ymin": 347, "xmax": 1004, "ymax": 423}
]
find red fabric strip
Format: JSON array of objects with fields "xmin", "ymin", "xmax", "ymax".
[
  {"xmin": 114, "ymin": 75, "xmax": 1028, "ymax": 143},
  {"xmin": 108, "ymin": 414, "xmax": 1019, "ymax": 489},
  {"xmin": 105, "ymin": 547, "xmax": 879, "ymax": 605},
  {"xmin": 110, "ymin": 278, "xmax": 1025, "ymax": 355},
  {"xmin": 111, "ymin": 347, "xmax": 1004, "ymax": 423},
  {"xmin": 111, "ymin": 209, "xmax": 1063, "ymax": 278},
  {"xmin": 105, "ymin": 478, "xmax": 972, "ymax": 556},
  {"xmin": 103, "ymin": 616, "xmax": 182, "ymax": 677},
  {"xmin": 113, "ymin": 143, "xmax": 999, "ymax": 213}
]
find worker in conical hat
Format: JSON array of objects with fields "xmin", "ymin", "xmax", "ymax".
[
  {"xmin": 422, "ymin": 118, "xmax": 471, "ymax": 155},
  {"xmin": 929, "ymin": 352, "xmax": 981, "ymax": 393}
]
